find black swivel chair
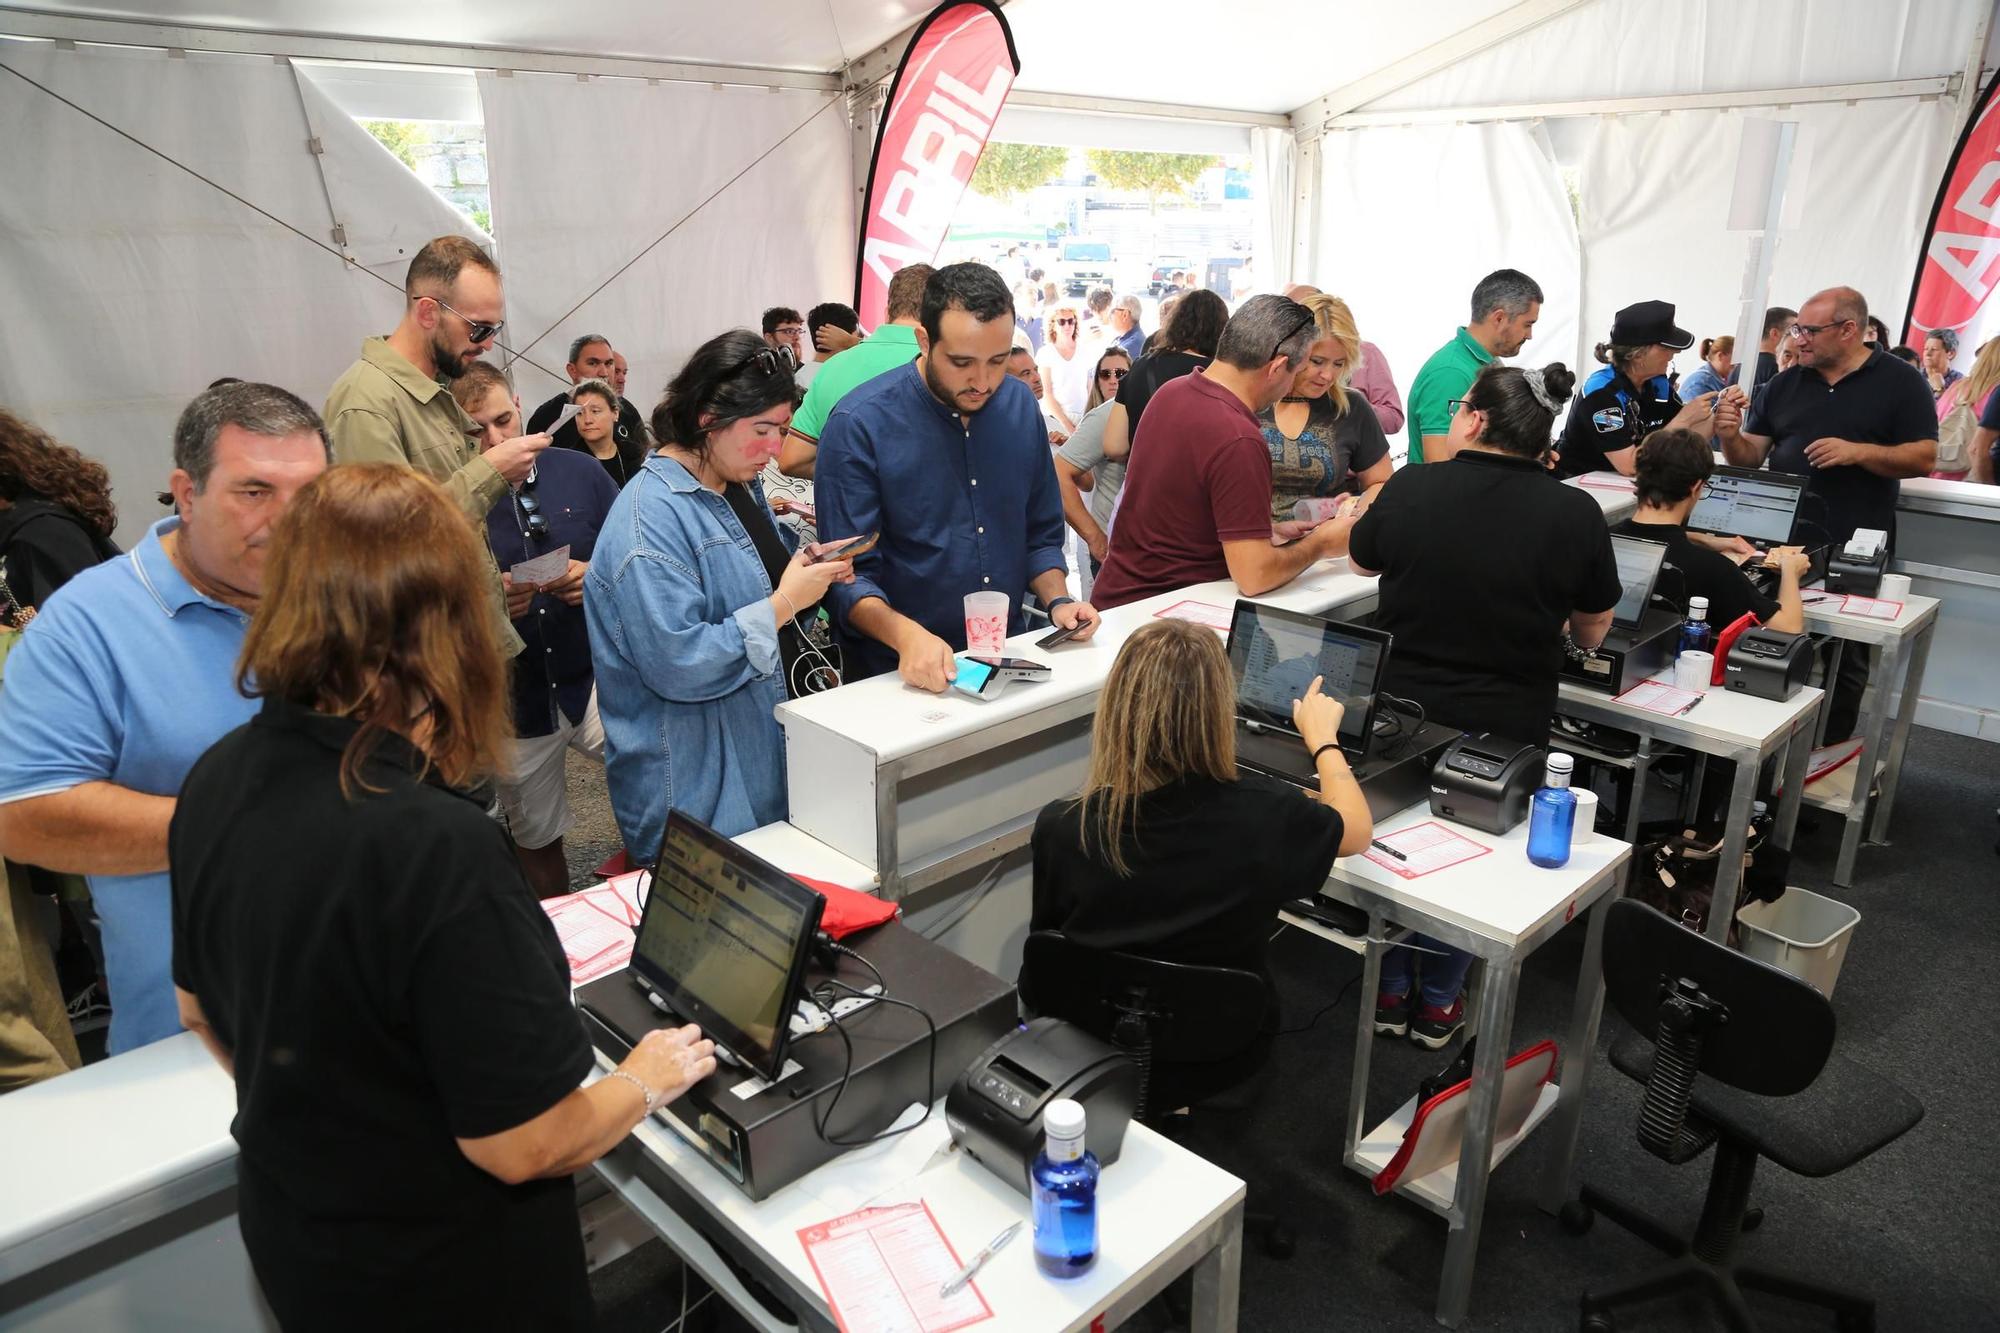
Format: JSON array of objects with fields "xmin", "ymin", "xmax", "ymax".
[
  {"xmin": 1565, "ymin": 900, "xmax": 1923, "ymax": 1332},
  {"xmin": 1017, "ymin": 930, "xmax": 1296, "ymax": 1258}
]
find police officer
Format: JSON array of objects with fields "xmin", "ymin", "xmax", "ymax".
[{"xmin": 1558, "ymin": 300, "xmax": 1717, "ymax": 477}]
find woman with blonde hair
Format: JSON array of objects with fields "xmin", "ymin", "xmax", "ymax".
[
  {"xmin": 170, "ymin": 464, "xmax": 715, "ymax": 1331},
  {"xmin": 1258, "ymin": 292, "xmax": 1395, "ymax": 529},
  {"xmin": 1030, "ymin": 617, "xmax": 1371, "ymax": 980},
  {"xmin": 1034, "ymin": 302, "xmax": 1092, "ymax": 433},
  {"xmin": 1938, "ymin": 335, "xmax": 2000, "ymax": 480}
]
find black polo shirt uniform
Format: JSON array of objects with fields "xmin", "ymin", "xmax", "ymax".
[
  {"xmin": 1611, "ymin": 517, "xmax": 1778, "ymax": 631},
  {"xmin": 1743, "ymin": 350, "xmax": 1937, "ymax": 547},
  {"xmin": 1350, "ymin": 450, "xmax": 1622, "ymax": 745},
  {"xmin": 170, "ymin": 700, "xmax": 596, "ymax": 1332},
  {"xmin": 1558, "ymin": 369, "xmax": 1678, "ymax": 478},
  {"xmin": 528, "ymin": 389, "xmax": 650, "ymax": 486}
]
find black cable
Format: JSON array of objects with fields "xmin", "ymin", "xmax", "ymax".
[
  {"xmin": 1375, "ymin": 692, "xmax": 1427, "ymax": 758},
  {"xmin": 1275, "ymin": 972, "xmax": 1361, "ymax": 1037},
  {"xmin": 806, "ymin": 978, "xmax": 939, "ymax": 1148},
  {"xmin": 818, "ymin": 936, "xmax": 886, "ymax": 994}
]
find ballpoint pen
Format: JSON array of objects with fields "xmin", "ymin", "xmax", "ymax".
[
  {"xmin": 940, "ymin": 1221, "xmax": 1022, "ymax": 1298},
  {"xmin": 1369, "ymin": 839, "xmax": 1410, "ymax": 862}
]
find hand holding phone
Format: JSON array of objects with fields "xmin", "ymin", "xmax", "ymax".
[
  {"xmin": 1037, "ymin": 623, "xmax": 1084, "ymax": 650},
  {"xmin": 807, "ymin": 532, "xmax": 879, "ymax": 564}
]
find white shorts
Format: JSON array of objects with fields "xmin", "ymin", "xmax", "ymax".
[{"xmin": 498, "ymin": 690, "xmax": 605, "ymax": 850}]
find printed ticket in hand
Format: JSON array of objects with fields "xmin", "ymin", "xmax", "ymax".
[{"xmin": 510, "ymin": 543, "xmax": 570, "ymax": 587}]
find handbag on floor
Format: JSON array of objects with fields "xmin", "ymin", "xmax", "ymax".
[{"xmin": 1631, "ymin": 818, "xmax": 1788, "ymax": 943}]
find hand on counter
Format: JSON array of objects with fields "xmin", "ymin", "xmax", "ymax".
[
  {"xmin": 1049, "ymin": 597, "xmax": 1100, "ymax": 641},
  {"xmin": 897, "ymin": 625, "xmax": 960, "ymax": 692}
]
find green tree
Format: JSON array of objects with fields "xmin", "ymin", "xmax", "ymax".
[
  {"xmin": 362, "ymin": 119, "xmax": 431, "ymax": 170},
  {"xmin": 970, "ymin": 142, "xmax": 1069, "ymax": 203},
  {"xmin": 1083, "ymin": 149, "xmax": 1219, "ymax": 207}
]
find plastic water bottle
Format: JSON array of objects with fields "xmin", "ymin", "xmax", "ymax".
[
  {"xmin": 1528, "ymin": 753, "xmax": 1578, "ymax": 869},
  {"xmin": 1031, "ymin": 1098, "xmax": 1099, "ymax": 1278},
  {"xmin": 1679, "ymin": 596, "xmax": 1712, "ymax": 655}
]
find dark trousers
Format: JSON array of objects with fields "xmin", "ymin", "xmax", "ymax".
[{"xmin": 1824, "ymin": 640, "xmax": 1870, "ymax": 743}]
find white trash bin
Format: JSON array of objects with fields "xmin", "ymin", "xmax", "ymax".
[{"xmin": 1736, "ymin": 887, "xmax": 1861, "ymax": 998}]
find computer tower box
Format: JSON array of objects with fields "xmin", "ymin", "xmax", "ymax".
[
  {"xmin": 1352, "ymin": 719, "xmax": 1458, "ymax": 822},
  {"xmin": 1559, "ymin": 608, "xmax": 1681, "ymax": 694},
  {"xmin": 579, "ymin": 922, "xmax": 1016, "ymax": 1200}
]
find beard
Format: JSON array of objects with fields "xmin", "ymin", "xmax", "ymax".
[
  {"xmin": 432, "ymin": 331, "xmax": 472, "ymax": 380},
  {"xmin": 921, "ymin": 356, "xmax": 990, "ymax": 415}
]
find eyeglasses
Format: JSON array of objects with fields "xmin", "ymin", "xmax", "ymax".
[
  {"xmin": 428, "ymin": 295, "xmax": 503, "ymax": 344},
  {"xmin": 1446, "ymin": 398, "xmax": 1481, "ymax": 417},
  {"xmin": 1270, "ymin": 308, "xmax": 1318, "ymax": 365},
  {"xmin": 1098, "ymin": 367, "xmax": 1128, "ymax": 381},
  {"xmin": 516, "ymin": 471, "xmax": 549, "ymax": 541},
  {"xmin": 1789, "ymin": 319, "xmax": 1851, "ymax": 340},
  {"xmin": 774, "ymin": 325, "xmax": 804, "ymax": 338}
]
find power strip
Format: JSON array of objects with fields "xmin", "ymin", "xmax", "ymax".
[{"xmin": 790, "ymin": 984, "xmax": 884, "ymax": 1037}]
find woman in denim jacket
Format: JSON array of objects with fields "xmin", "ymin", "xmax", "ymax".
[{"xmin": 586, "ymin": 331, "xmax": 854, "ymax": 860}]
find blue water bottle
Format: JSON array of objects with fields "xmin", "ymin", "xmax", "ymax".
[
  {"xmin": 1678, "ymin": 596, "xmax": 1712, "ymax": 655},
  {"xmin": 1527, "ymin": 752, "xmax": 1578, "ymax": 869},
  {"xmin": 1031, "ymin": 1098, "xmax": 1099, "ymax": 1278}
]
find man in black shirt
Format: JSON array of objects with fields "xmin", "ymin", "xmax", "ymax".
[
  {"xmin": 525, "ymin": 332, "xmax": 648, "ymax": 470},
  {"xmin": 1752, "ymin": 305, "xmax": 1795, "ymax": 396},
  {"xmin": 1722, "ymin": 288, "xmax": 1937, "ymax": 548},
  {"xmin": 1718, "ymin": 286, "xmax": 1935, "ymax": 738},
  {"xmin": 1613, "ymin": 427, "xmax": 1808, "ymax": 634}
]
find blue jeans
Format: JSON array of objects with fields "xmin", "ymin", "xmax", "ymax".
[{"xmin": 1379, "ymin": 936, "xmax": 1473, "ymax": 1010}]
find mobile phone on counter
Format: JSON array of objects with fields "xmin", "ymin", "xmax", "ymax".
[
  {"xmin": 807, "ymin": 532, "xmax": 879, "ymax": 564},
  {"xmin": 1037, "ymin": 623, "xmax": 1084, "ymax": 649}
]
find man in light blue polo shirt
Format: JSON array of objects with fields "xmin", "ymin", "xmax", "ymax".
[{"xmin": 0, "ymin": 383, "xmax": 329, "ymax": 1053}]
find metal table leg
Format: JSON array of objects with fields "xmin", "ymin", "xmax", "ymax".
[
  {"xmin": 1868, "ymin": 625, "xmax": 1933, "ymax": 843},
  {"xmin": 1773, "ymin": 708, "xmax": 1816, "ymax": 850},
  {"xmin": 1343, "ymin": 908, "xmax": 1388, "ymax": 1163},
  {"xmin": 1702, "ymin": 754, "xmax": 1759, "ymax": 943},
  {"xmin": 1623, "ymin": 734, "xmax": 1655, "ymax": 844},
  {"xmin": 1436, "ymin": 950, "xmax": 1522, "ymax": 1328},
  {"xmin": 1538, "ymin": 876, "xmax": 1620, "ymax": 1213},
  {"xmin": 1833, "ymin": 644, "xmax": 1893, "ymax": 889},
  {"xmin": 1188, "ymin": 1202, "xmax": 1244, "ymax": 1333}
]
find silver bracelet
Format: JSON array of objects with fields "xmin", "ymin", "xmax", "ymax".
[
  {"xmin": 606, "ymin": 1068, "xmax": 662, "ymax": 1116},
  {"xmin": 775, "ymin": 589, "xmax": 800, "ymax": 623}
]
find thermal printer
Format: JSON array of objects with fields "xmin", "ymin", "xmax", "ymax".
[
  {"xmin": 1429, "ymin": 733, "xmax": 1545, "ymax": 835},
  {"xmin": 1825, "ymin": 527, "xmax": 1889, "ymax": 596},
  {"xmin": 946, "ymin": 1018, "xmax": 1139, "ymax": 1196},
  {"xmin": 1725, "ymin": 627, "xmax": 1813, "ymax": 701}
]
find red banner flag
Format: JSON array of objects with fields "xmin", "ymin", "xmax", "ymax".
[
  {"xmin": 1903, "ymin": 66, "xmax": 2000, "ymax": 361},
  {"xmin": 853, "ymin": 1, "xmax": 1020, "ymax": 329}
]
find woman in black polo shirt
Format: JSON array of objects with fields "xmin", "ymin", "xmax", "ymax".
[
  {"xmin": 1031, "ymin": 619, "xmax": 1372, "ymax": 1104},
  {"xmin": 1349, "ymin": 363, "xmax": 1622, "ymax": 1048},
  {"xmin": 170, "ymin": 465, "xmax": 716, "ymax": 1332}
]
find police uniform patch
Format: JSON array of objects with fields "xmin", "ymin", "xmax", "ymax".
[{"xmin": 1591, "ymin": 408, "xmax": 1625, "ymax": 433}]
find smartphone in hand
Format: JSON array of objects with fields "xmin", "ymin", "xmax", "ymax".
[{"xmin": 806, "ymin": 532, "xmax": 879, "ymax": 564}]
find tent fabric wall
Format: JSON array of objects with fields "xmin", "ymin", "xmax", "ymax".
[
  {"xmin": 1368, "ymin": 0, "xmax": 1986, "ymax": 112},
  {"xmin": 0, "ymin": 42, "xmax": 489, "ymax": 548},
  {"xmin": 475, "ymin": 72, "xmax": 854, "ymax": 417},
  {"xmin": 1566, "ymin": 96, "xmax": 1959, "ymax": 371},
  {"xmin": 1309, "ymin": 120, "xmax": 1582, "ymax": 457},
  {"xmin": 1250, "ymin": 125, "xmax": 1298, "ymax": 292}
]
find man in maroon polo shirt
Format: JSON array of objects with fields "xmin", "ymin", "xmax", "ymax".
[{"xmin": 1093, "ymin": 294, "xmax": 1358, "ymax": 608}]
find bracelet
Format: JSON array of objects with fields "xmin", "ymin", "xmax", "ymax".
[
  {"xmin": 774, "ymin": 589, "xmax": 799, "ymax": 623},
  {"xmin": 1045, "ymin": 595, "xmax": 1077, "ymax": 614},
  {"xmin": 606, "ymin": 1068, "xmax": 662, "ymax": 1116},
  {"xmin": 1311, "ymin": 742, "xmax": 1346, "ymax": 767}
]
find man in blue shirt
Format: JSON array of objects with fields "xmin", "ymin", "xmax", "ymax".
[
  {"xmin": 0, "ymin": 383, "xmax": 329, "ymax": 1053},
  {"xmin": 816, "ymin": 263, "xmax": 1100, "ymax": 688},
  {"xmin": 454, "ymin": 363, "xmax": 619, "ymax": 897}
]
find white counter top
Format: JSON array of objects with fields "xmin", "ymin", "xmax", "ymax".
[
  {"xmin": 1558, "ymin": 678, "xmax": 1824, "ymax": 753},
  {"xmin": 777, "ymin": 565, "xmax": 1380, "ymax": 766},
  {"xmin": 1900, "ymin": 475, "xmax": 2000, "ymax": 516},
  {"xmin": 0, "ymin": 1033, "xmax": 235, "ymax": 1280}
]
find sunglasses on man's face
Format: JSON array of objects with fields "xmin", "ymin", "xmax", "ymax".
[{"xmin": 430, "ymin": 296, "xmax": 503, "ymax": 344}]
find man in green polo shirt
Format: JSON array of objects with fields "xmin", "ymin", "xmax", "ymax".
[
  {"xmin": 1405, "ymin": 268, "xmax": 1543, "ymax": 464},
  {"xmin": 775, "ymin": 263, "xmax": 934, "ymax": 485},
  {"xmin": 325, "ymin": 236, "xmax": 548, "ymax": 656}
]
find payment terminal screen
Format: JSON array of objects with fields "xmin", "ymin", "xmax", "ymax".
[
  {"xmin": 635, "ymin": 822, "xmax": 813, "ymax": 1064},
  {"xmin": 1611, "ymin": 538, "xmax": 1668, "ymax": 626},
  {"xmin": 1689, "ymin": 473, "xmax": 1802, "ymax": 544},
  {"xmin": 1231, "ymin": 607, "xmax": 1380, "ymax": 746}
]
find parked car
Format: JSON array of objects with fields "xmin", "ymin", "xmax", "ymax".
[
  {"xmin": 1148, "ymin": 255, "xmax": 1198, "ymax": 297},
  {"xmin": 1056, "ymin": 240, "xmax": 1114, "ymax": 297}
]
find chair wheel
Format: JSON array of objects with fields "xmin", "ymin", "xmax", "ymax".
[
  {"xmin": 1560, "ymin": 1200, "xmax": 1596, "ymax": 1234},
  {"xmin": 1741, "ymin": 1206, "xmax": 1764, "ymax": 1231},
  {"xmin": 1580, "ymin": 1312, "xmax": 1616, "ymax": 1332},
  {"xmin": 1260, "ymin": 1221, "xmax": 1298, "ymax": 1260}
]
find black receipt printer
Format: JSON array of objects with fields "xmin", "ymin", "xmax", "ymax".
[
  {"xmin": 1429, "ymin": 733, "xmax": 1545, "ymax": 835},
  {"xmin": 1725, "ymin": 627, "xmax": 1813, "ymax": 701},
  {"xmin": 946, "ymin": 1018, "xmax": 1139, "ymax": 1196}
]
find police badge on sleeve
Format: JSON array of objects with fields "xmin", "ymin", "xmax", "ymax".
[{"xmin": 1591, "ymin": 408, "xmax": 1625, "ymax": 433}]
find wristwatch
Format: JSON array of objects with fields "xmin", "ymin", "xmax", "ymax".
[{"xmin": 1046, "ymin": 595, "xmax": 1077, "ymax": 615}]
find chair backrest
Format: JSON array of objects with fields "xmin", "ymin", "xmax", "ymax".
[
  {"xmin": 1017, "ymin": 931, "xmax": 1271, "ymax": 1070},
  {"xmin": 1602, "ymin": 899, "xmax": 1834, "ymax": 1097}
]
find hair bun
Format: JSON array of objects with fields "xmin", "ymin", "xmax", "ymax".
[{"xmin": 1539, "ymin": 363, "xmax": 1576, "ymax": 404}]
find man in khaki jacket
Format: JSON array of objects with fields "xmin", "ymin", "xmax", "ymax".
[{"xmin": 324, "ymin": 235, "xmax": 547, "ymax": 656}]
